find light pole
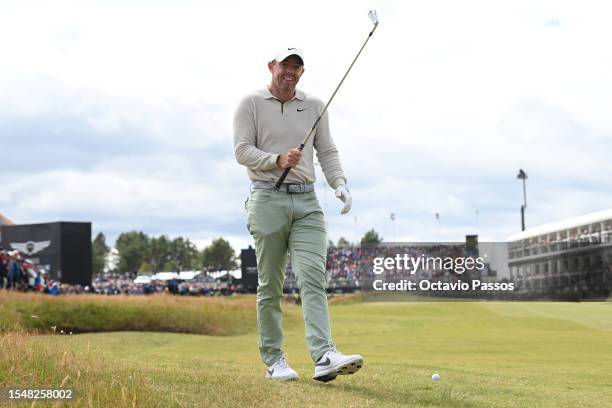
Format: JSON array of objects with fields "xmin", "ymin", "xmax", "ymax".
[{"xmin": 517, "ymin": 169, "xmax": 528, "ymax": 231}]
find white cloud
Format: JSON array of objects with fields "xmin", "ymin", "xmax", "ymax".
[{"xmin": 1, "ymin": 0, "xmax": 611, "ymax": 250}]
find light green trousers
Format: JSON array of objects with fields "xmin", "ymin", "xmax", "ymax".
[{"xmin": 246, "ymin": 188, "xmax": 336, "ymax": 366}]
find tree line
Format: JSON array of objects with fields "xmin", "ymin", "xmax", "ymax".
[
  {"xmin": 335, "ymin": 229, "xmax": 383, "ymax": 247},
  {"xmin": 92, "ymin": 232, "xmax": 237, "ymax": 275},
  {"xmin": 92, "ymin": 228, "xmax": 383, "ymax": 276}
]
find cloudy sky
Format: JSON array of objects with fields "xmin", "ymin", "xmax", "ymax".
[{"xmin": 1, "ymin": 0, "xmax": 611, "ymax": 252}]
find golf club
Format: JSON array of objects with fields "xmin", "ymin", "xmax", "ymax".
[{"xmin": 274, "ymin": 9, "xmax": 379, "ymax": 190}]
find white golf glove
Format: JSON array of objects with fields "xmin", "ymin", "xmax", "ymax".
[{"xmin": 335, "ymin": 185, "xmax": 352, "ymax": 214}]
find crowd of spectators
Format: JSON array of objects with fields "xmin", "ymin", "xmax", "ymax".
[
  {"xmin": 172, "ymin": 274, "xmax": 237, "ymax": 296},
  {"xmin": 284, "ymin": 244, "xmax": 470, "ymax": 291},
  {"xmin": 89, "ymin": 272, "xmax": 238, "ymax": 296},
  {"xmin": 0, "ymin": 256, "xmax": 240, "ymax": 296},
  {"xmin": 91, "ymin": 272, "xmax": 160, "ymax": 295},
  {"xmin": 0, "ymin": 247, "xmax": 60, "ymax": 294},
  {"xmin": 3, "ymin": 243, "xmax": 476, "ymax": 296}
]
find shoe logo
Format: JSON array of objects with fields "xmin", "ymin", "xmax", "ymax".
[
  {"xmin": 267, "ymin": 368, "xmax": 274, "ymax": 375},
  {"xmin": 315, "ymin": 357, "xmax": 331, "ymax": 367},
  {"xmin": 297, "ymin": 107, "xmax": 308, "ymax": 112}
]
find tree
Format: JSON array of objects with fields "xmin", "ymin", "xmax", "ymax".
[
  {"xmin": 138, "ymin": 261, "xmax": 153, "ymax": 274},
  {"xmin": 165, "ymin": 259, "xmax": 179, "ymax": 272},
  {"xmin": 171, "ymin": 237, "xmax": 199, "ymax": 271},
  {"xmin": 201, "ymin": 238, "xmax": 237, "ymax": 272},
  {"xmin": 92, "ymin": 232, "xmax": 110, "ymax": 275},
  {"xmin": 116, "ymin": 231, "xmax": 149, "ymax": 273},
  {"xmin": 337, "ymin": 237, "xmax": 351, "ymax": 247},
  {"xmin": 148, "ymin": 235, "xmax": 171, "ymax": 272},
  {"xmin": 361, "ymin": 229, "xmax": 383, "ymax": 245}
]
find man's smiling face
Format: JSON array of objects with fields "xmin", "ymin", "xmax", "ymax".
[{"xmin": 268, "ymin": 55, "xmax": 305, "ymax": 94}]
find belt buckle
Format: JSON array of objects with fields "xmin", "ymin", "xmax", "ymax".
[{"xmin": 286, "ymin": 184, "xmax": 302, "ymax": 194}]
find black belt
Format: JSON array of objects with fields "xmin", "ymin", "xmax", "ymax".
[{"xmin": 252, "ymin": 180, "xmax": 314, "ymax": 193}]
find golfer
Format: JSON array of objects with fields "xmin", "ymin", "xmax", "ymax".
[{"xmin": 233, "ymin": 47, "xmax": 363, "ymax": 382}]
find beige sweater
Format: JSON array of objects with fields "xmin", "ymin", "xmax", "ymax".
[{"xmin": 233, "ymin": 87, "xmax": 347, "ymax": 189}]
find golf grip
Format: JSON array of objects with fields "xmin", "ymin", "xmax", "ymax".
[
  {"xmin": 273, "ymin": 23, "xmax": 378, "ymax": 191},
  {"xmin": 275, "ymin": 142, "xmax": 306, "ymax": 189},
  {"xmin": 275, "ymin": 116, "xmax": 321, "ymax": 189}
]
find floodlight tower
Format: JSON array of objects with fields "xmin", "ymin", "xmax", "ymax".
[{"xmin": 517, "ymin": 169, "xmax": 528, "ymax": 231}]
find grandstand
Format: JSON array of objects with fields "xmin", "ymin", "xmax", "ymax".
[
  {"xmin": 283, "ymin": 243, "xmax": 479, "ymax": 293},
  {"xmin": 507, "ymin": 208, "xmax": 612, "ymax": 298}
]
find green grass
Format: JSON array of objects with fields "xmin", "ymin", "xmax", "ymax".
[
  {"xmin": 2, "ymin": 295, "xmax": 612, "ymax": 407},
  {"xmin": 0, "ymin": 292, "xmax": 256, "ymax": 335},
  {"xmin": 1, "ymin": 330, "xmax": 159, "ymax": 407}
]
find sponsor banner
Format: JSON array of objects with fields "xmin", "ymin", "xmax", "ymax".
[{"xmin": 0, "ymin": 222, "xmax": 92, "ymax": 286}]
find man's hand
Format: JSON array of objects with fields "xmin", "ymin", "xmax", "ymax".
[
  {"xmin": 277, "ymin": 148, "xmax": 302, "ymax": 169},
  {"xmin": 335, "ymin": 185, "xmax": 352, "ymax": 214}
]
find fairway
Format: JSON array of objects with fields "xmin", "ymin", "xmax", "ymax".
[{"xmin": 15, "ymin": 299, "xmax": 612, "ymax": 407}]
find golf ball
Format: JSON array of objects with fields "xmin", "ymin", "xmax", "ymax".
[{"xmin": 432, "ymin": 373, "xmax": 441, "ymax": 381}]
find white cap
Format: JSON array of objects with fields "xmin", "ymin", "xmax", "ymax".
[{"xmin": 272, "ymin": 47, "xmax": 304, "ymax": 65}]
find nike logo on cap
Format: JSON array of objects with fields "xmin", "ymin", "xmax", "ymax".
[{"xmin": 297, "ymin": 108, "xmax": 308, "ymax": 112}]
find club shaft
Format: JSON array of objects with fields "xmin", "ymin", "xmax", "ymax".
[{"xmin": 274, "ymin": 23, "xmax": 379, "ymax": 190}]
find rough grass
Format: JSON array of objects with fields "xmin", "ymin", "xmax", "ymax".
[
  {"xmin": 0, "ymin": 292, "xmax": 257, "ymax": 336},
  {"xmin": 2, "ymin": 295, "xmax": 612, "ymax": 407},
  {"xmin": 0, "ymin": 330, "xmax": 170, "ymax": 407}
]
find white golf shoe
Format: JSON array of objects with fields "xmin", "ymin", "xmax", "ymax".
[
  {"xmin": 313, "ymin": 350, "xmax": 364, "ymax": 382},
  {"xmin": 266, "ymin": 356, "xmax": 299, "ymax": 381}
]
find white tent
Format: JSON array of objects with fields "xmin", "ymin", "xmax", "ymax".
[
  {"xmin": 152, "ymin": 272, "xmax": 180, "ymax": 281},
  {"xmin": 133, "ymin": 275, "xmax": 152, "ymax": 284},
  {"xmin": 133, "ymin": 271, "xmax": 203, "ymax": 283},
  {"xmin": 178, "ymin": 271, "xmax": 202, "ymax": 280}
]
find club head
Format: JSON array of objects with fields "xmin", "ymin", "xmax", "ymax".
[{"xmin": 368, "ymin": 9, "xmax": 379, "ymax": 26}]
